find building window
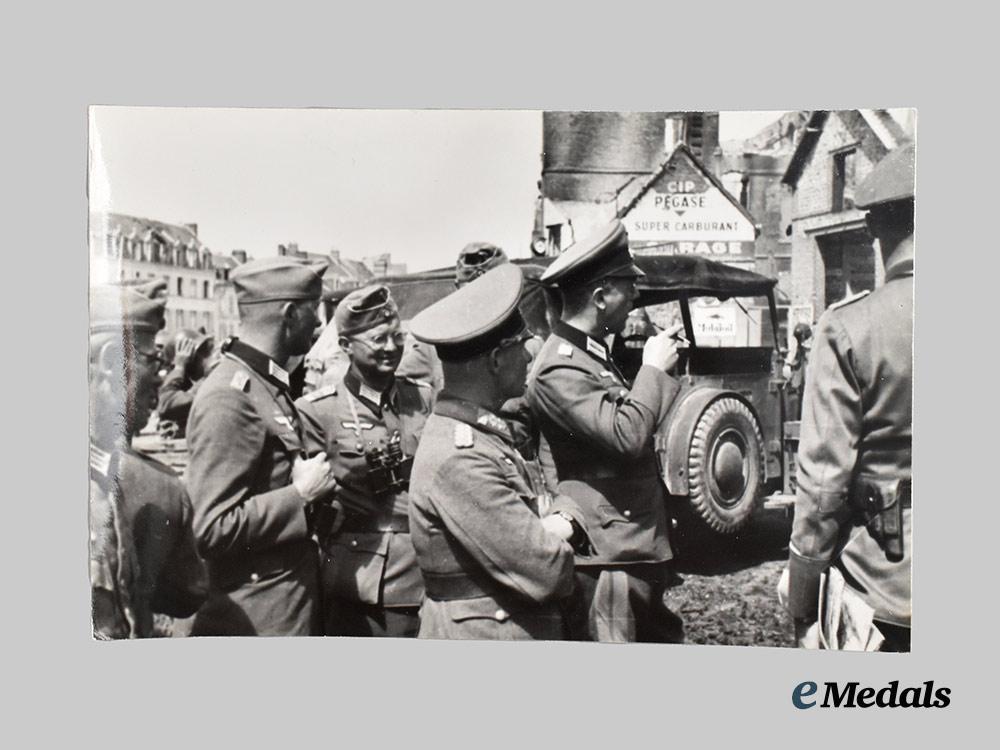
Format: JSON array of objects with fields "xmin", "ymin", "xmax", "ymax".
[
  {"xmin": 832, "ymin": 149, "xmax": 856, "ymax": 212},
  {"xmin": 739, "ymin": 176, "xmax": 750, "ymax": 209},
  {"xmin": 818, "ymin": 229, "xmax": 875, "ymax": 309},
  {"xmin": 176, "ymin": 277, "xmax": 183, "ymax": 296}
]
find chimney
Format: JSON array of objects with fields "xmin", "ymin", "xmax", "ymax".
[
  {"xmin": 232, "ymin": 249, "xmax": 248, "ymax": 264},
  {"xmin": 184, "ymin": 223, "xmax": 198, "ymax": 237},
  {"xmin": 288, "ymin": 242, "xmax": 300, "ymax": 257},
  {"xmin": 329, "ymin": 247, "xmax": 341, "ymax": 261}
]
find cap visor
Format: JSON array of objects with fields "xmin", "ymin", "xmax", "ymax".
[{"xmin": 606, "ymin": 262, "xmax": 645, "ymax": 279}]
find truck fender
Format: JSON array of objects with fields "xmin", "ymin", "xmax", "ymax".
[{"xmin": 656, "ymin": 387, "xmax": 757, "ymax": 496}]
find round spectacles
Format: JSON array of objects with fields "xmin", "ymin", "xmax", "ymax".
[
  {"xmin": 135, "ymin": 348, "xmax": 166, "ymax": 368},
  {"xmin": 351, "ymin": 332, "xmax": 407, "ymax": 351}
]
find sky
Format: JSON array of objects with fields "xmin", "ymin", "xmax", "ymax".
[{"xmin": 90, "ymin": 108, "xmax": 790, "ymax": 273}]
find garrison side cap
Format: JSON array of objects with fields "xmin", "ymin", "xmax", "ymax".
[
  {"xmin": 409, "ymin": 264, "xmax": 526, "ymax": 361},
  {"xmin": 539, "ymin": 219, "xmax": 644, "ymax": 288},
  {"xmin": 855, "ymin": 141, "xmax": 915, "ymax": 209},
  {"xmin": 90, "ymin": 283, "xmax": 167, "ymax": 334},
  {"xmin": 335, "ymin": 284, "xmax": 399, "ymax": 337},
  {"xmin": 231, "ymin": 256, "xmax": 328, "ymax": 305}
]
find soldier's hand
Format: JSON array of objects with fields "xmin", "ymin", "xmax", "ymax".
[
  {"xmin": 540, "ymin": 512, "xmax": 574, "ymax": 541},
  {"xmin": 174, "ymin": 338, "xmax": 196, "ymax": 369},
  {"xmin": 291, "ymin": 452, "xmax": 337, "ymax": 503},
  {"xmin": 642, "ymin": 324, "xmax": 685, "ymax": 372}
]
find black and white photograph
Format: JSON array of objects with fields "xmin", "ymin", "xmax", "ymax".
[{"xmin": 88, "ymin": 107, "xmax": 915, "ymax": 650}]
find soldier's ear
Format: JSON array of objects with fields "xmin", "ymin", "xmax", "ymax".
[
  {"xmin": 592, "ymin": 284, "xmax": 608, "ymax": 312},
  {"xmin": 338, "ymin": 336, "xmax": 352, "ymax": 353},
  {"xmin": 487, "ymin": 346, "xmax": 504, "ymax": 375}
]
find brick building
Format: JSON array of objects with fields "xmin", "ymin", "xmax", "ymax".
[
  {"xmin": 781, "ymin": 110, "xmax": 912, "ymax": 325},
  {"xmin": 90, "ymin": 212, "xmax": 218, "ymax": 334},
  {"xmin": 539, "ymin": 112, "xmax": 720, "ymax": 253}
]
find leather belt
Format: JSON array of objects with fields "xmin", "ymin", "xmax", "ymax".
[
  {"xmin": 422, "ymin": 572, "xmax": 492, "ymax": 601},
  {"xmin": 337, "ymin": 515, "xmax": 410, "ymax": 534}
]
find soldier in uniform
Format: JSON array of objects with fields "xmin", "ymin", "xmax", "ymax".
[
  {"xmin": 90, "ymin": 282, "xmax": 207, "ymax": 638},
  {"xmin": 157, "ymin": 328, "xmax": 215, "ymax": 438},
  {"xmin": 782, "ymin": 322, "xmax": 813, "ymax": 421},
  {"xmin": 186, "ymin": 257, "xmax": 338, "ymax": 636},
  {"xmin": 396, "ymin": 242, "xmax": 508, "ymax": 393},
  {"xmin": 526, "ymin": 219, "xmax": 686, "ymax": 643},
  {"xmin": 407, "ymin": 264, "xmax": 591, "ymax": 640},
  {"xmin": 785, "ymin": 142, "xmax": 915, "ymax": 652},
  {"xmin": 295, "ymin": 285, "xmax": 433, "ymax": 637}
]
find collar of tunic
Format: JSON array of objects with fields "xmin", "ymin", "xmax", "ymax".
[
  {"xmin": 885, "ymin": 237, "xmax": 914, "ymax": 282},
  {"xmin": 433, "ymin": 393, "xmax": 513, "ymax": 444},
  {"xmin": 222, "ymin": 338, "xmax": 291, "ymax": 391},
  {"xmin": 552, "ymin": 321, "xmax": 611, "ymax": 364},
  {"xmin": 344, "ymin": 368, "xmax": 397, "ymax": 416}
]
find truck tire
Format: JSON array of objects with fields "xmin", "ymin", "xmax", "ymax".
[{"xmin": 687, "ymin": 397, "xmax": 765, "ymax": 534}]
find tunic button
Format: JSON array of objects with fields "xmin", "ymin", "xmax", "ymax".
[
  {"xmin": 494, "ymin": 608, "xmax": 509, "ymax": 622},
  {"xmin": 250, "ymin": 573, "xmax": 260, "ymax": 583},
  {"xmin": 623, "ymin": 509, "xmax": 631, "ymax": 518},
  {"xmin": 351, "ymin": 539, "xmax": 358, "ymax": 548}
]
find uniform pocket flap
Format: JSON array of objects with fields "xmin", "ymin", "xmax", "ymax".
[
  {"xmin": 448, "ymin": 597, "xmax": 510, "ymax": 623},
  {"xmin": 329, "ymin": 532, "xmax": 389, "ymax": 556},
  {"xmin": 322, "ymin": 532, "xmax": 390, "ymax": 605}
]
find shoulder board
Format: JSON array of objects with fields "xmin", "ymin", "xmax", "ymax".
[
  {"xmin": 828, "ymin": 290, "xmax": 870, "ymax": 311},
  {"xmin": 558, "ymin": 343, "xmax": 574, "ymax": 358},
  {"xmin": 303, "ymin": 383, "xmax": 337, "ymax": 402},
  {"xmin": 398, "ymin": 376, "xmax": 433, "ymax": 390},
  {"xmin": 230, "ymin": 370, "xmax": 251, "ymax": 392},
  {"xmin": 454, "ymin": 423, "xmax": 474, "ymax": 449}
]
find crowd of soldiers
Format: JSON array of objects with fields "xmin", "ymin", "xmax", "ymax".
[{"xmin": 89, "ymin": 144, "xmax": 913, "ymax": 648}]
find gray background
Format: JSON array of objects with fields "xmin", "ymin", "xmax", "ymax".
[{"xmin": 4, "ymin": 0, "xmax": 991, "ymax": 745}]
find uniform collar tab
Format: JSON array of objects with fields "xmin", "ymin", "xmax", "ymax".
[
  {"xmin": 553, "ymin": 321, "xmax": 610, "ymax": 362},
  {"xmin": 344, "ymin": 369, "xmax": 395, "ymax": 411},
  {"xmin": 223, "ymin": 338, "xmax": 291, "ymax": 391}
]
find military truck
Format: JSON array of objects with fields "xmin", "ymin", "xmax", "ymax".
[{"xmin": 335, "ymin": 252, "xmax": 796, "ymax": 535}]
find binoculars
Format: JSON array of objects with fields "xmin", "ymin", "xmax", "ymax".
[{"xmin": 364, "ymin": 431, "xmax": 413, "ymax": 498}]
